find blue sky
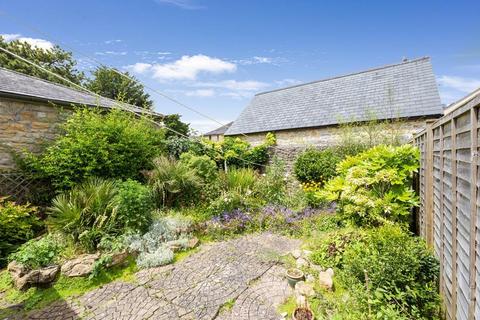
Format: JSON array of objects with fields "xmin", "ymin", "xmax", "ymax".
[{"xmin": 1, "ymin": 0, "xmax": 479, "ymax": 133}]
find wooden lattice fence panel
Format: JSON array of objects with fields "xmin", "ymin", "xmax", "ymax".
[
  {"xmin": 0, "ymin": 171, "xmax": 40, "ymax": 203},
  {"xmin": 414, "ymin": 93, "xmax": 480, "ymax": 320}
]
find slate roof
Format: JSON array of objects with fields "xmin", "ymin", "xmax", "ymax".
[
  {"xmin": 204, "ymin": 122, "xmax": 233, "ymax": 136},
  {"xmin": 225, "ymin": 57, "xmax": 442, "ymax": 136},
  {"xmin": 0, "ymin": 67, "xmax": 161, "ymax": 116}
]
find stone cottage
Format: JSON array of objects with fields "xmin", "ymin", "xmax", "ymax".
[
  {"xmin": 203, "ymin": 121, "xmax": 232, "ymax": 142},
  {"xmin": 0, "ymin": 67, "xmax": 162, "ymax": 170},
  {"xmin": 224, "ymin": 57, "xmax": 444, "ymax": 166}
]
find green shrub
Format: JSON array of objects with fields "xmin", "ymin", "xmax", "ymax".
[
  {"xmin": 320, "ymin": 144, "xmax": 419, "ymax": 227},
  {"xmin": 47, "ymin": 177, "xmax": 153, "ymax": 251},
  {"xmin": 256, "ymin": 158, "xmax": 287, "ymax": 205},
  {"xmin": 126, "ymin": 215, "xmax": 193, "ymax": 269},
  {"xmin": 180, "ymin": 152, "xmax": 218, "ymax": 185},
  {"xmin": 342, "ymin": 225, "xmax": 440, "ymax": 319},
  {"xmin": 0, "ymin": 198, "xmax": 41, "ymax": 266},
  {"xmin": 224, "ymin": 167, "xmax": 257, "ymax": 193},
  {"xmin": 200, "ymin": 133, "xmax": 275, "ymax": 170},
  {"xmin": 9, "ymin": 234, "xmax": 64, "ymax": 269},
  {"xmin": 21, "ymin": 108, "xmax": 165, "ymax": 190},
  {"xmin": 310, "ymin": 228, "xmax": 364, "ymax": 269},
  {"xmin": 294, "ymin": 148, "xmax": 341, "ymax": 184},
  {"xmin": 114, "ymin": 179, "xmax": 154, "ymax": 233},
  {"xmin": 148, "ymin": 156, "xmax": 203, "ymax": 208}
]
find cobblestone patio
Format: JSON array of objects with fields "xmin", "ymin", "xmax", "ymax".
[{"xmin": 8, "ymin": 233, "xmax": 300, "ymax": 320}]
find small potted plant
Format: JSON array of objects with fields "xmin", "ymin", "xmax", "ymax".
[
  {"xmin": 292, "ymin": 301, "xmax": 314, "ymax": 320},
  {"xmin": 286, "ymin": 268, "xmax": 304, "ymax": 288}
]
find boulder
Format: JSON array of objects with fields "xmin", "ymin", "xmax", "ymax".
[
  {"xmin": 186, "ymin": 237, "xmax": 199, "ymax": 249},
  {"xmin": 291, "ymin": 249, "xmax": 302, "ymax": 259},
  {"xmin": 296, "ymin": 257, "xmax": 309, "ymax": 268},
  {"xmin": 106, "ymin": 251, "xmax": 129, "ymax": 268},
  {"xmin": 61, "ymin": 253, "xmax": 100, "ymax": 277},
  {"xmin": 318, "ymin": 268, "xmax": 334, "ymax": 291},
  {"xmin": 295, "ymin": 281, "xmax": 315, "ymax": 297},
  {"xmin": 165, "ymin": 241, "xmax": 184, "ymax": 252},
  {"xmin": 8, "ymin": 261, "xmax": 60, "ymax": 290}
]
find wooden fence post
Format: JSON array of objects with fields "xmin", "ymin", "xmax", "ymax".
[
  {"xmin": 468, "ymin": 107, "xmax": 478, "ymax": 320},
  {"xmin": 425, "ymin": 120, "xmax": 435, "ymax": 247},
  {"xmin": 451, "ymin": 118, "xmax": 458, "ymax": 319}
]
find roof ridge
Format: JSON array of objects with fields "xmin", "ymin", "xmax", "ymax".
[
  {"xmin": 0, "ymin": 66, "xmax": 139, "ymax": 110},
  {"xmin": 255, "ymin": 56, "xmax": 431, "ymax": 96}
]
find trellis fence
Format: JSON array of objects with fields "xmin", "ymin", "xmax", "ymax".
[
  {"xmin": 0, "ymin": 171, "xmax": 42, "ymax": 204},
  {"xmin": 414, "ymin": 91, "xmax": 480, "ymax": 320}
]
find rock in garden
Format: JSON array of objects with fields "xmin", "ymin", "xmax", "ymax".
[
  {"xmin": 306, "ymin": 274, "xmax": 315, "ymax": 283},
  {"xmin": 295, "ymin": 294, "xmax": 306, "ymax": 306},
  {"xmin": 318, "ymin": 268, "xmax": 334, "ymax": 291},
  {"xmin": 165, "ymin": 241, "xmax": 184, "ymax": 252},
  {"xmin": 187, "ymin": 237, "xmax": 199, "ymax": 249},
  {"xmin": 8, "ymin": 261, "xmax": 60, "ymax": 290},
  {"xmin": 296, "ymin": 257, "xmax": 309, "ymax": 268},
  {"xmin": 61, "ymin": 253, "xmax": 100, "ymax": 277},
  {"xmin": 291, "ymin": 249, "xmax": 302, "ymax": 259},
  {"xmin": 302, "ymin": 249, "xmax": 313, "ymax": 257},
  {"xmin": 295, "ymin": 281, "xmax": 315, "ymax": 297},
  {"xmin": 106, "ymin": 251, "xmax": 129, "ymax": 268}
]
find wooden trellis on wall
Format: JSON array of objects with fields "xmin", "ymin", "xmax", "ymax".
[
  {"xmin": 0, "ymin": 171, "xmax": 39, "ymax": 203},
  {"xmin": 414, "ymin": 92, "xmax": 480, "ymax": 320}
]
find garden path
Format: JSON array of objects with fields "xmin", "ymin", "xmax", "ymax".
[{"xmin": 13, "ymin": 233, "xmax": 300, "ymax": 320}]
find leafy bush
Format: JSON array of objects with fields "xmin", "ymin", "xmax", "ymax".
[
  {"xmin": 342, "ymin": 225, "xmax": 440, "ymax": 319},
  {"xmin": 114, "ymin": 179, "xmax": 154, "ymax": 233},
  {"xmin": 309, "ymin": 228, "xmax": 364, "ymax": 269},
  {"xmin": 294, "ymin": 148, "xmax": 341, "ymax": 184},
  {"xmin": 21, "ymin": 108, "xmax": 165, "ymax": 190},
  {"xmin": 47, "ymin": 177, "xmax": 153, "ymax": 251},
  {"xmin": 256, "ymin": 158, "xmax": 288, "ymax": 205},
  {"xmin": 320, "ymin": 144, "xmax": 419, "ymax": 226},
  {"xmin": 9, "ymin": 234, "xmax": 64, "ymax": 269},
  {"xmin": 148, "ymin": 156, "xmax": 203, "ymax": 207},
  {"xmin": 126, "ymin": 215, "xmax": 192, "ymax": 269},
  {"xmin": 301, "ymin": 181, "xmax": 326, "ymax": 208},
  {"xmin": 0, "ymin": 198, "xmax": 41, "ymax": 266},
  {"xmin": 199, "ymin": 132, "xmax": 275, "ymax": 170},
  {"xmin": 180, "ymin": 152, "xmax": 218, "ymax": 185},
  {"xmin": 224, "ymin": 167, "xmax": 257, "ymax": 193}
]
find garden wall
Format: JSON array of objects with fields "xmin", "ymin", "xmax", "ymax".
[
  {"xmin": 231, "ymin": 118, "xmax": 431, "ymax": 172},
  {"xmin": 413, "ymin": 91, "xmax": 480, "ymax": 320},
  {"xmin": 0, "ymin": 96, "xmax": 70, "ymax": 170}
]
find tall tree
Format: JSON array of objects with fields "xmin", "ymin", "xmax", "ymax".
[
  {"xmin": 86, "ymin": 66, "xmax": 154, "ymax": 109},
  {"xmin": 162, "ymin": 114, "xmax": 190, "ymax": 138},
  {"xmin": 0, "ymin": 36, "xmax": 85, "ymax": 86}
]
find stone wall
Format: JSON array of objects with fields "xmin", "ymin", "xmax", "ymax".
[
  {"xmin": 0, "ymin": 97, "xmax": 71, "ymax": 170},
  {"xmin": 229, "ymin": 117, "xmax": 437, "ymax": 172}
]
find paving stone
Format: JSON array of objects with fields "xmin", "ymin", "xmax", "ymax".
[{"xmin": 11, "ymin": 233, "xmax": 300, "ymax": 320}]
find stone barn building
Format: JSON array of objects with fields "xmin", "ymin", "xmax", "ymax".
[
  {"xmin": 0, "ymin": 67, "xmax": 161, "ymax": 171},
  {"xmin": 224, "ymin": 57, "xmax": 444, "ymax": 168}
]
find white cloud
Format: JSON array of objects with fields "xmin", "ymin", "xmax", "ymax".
[
  {"xmin": 151, "ymin": 55, "xmax": 236, "ymax": 81},
  {"xmin": 155, "ymin": 0, "xmax": 204, "ymax": 10},
  {"xmin": 196, "ymin": 80, "xmax": 269, "ymax": 91},
  {"xmin": 185, "ymin": 89, "xmax": 215, "ymax": 97},
  {"xmin": 234, "ymin": 56, "xmax": 288, "ymax": 66},
  {"xmin": 274, "ymin": 78, "xmax": 302, "ymax": 87},
  {"xmin": 437, "ymin": 75, "xmax": 480, "ymax": 93},
  {"xmin": 187, "ymin": 119, "xmax": 232, "ymax": 134},
  {"xmin": 95, "ymin": 51, "xmax": 128, "ymax": 56},
  {"xmin": 126, "ymin": 62, "xmax": 153, "ymax": 74},
  {"xmin": 437, "ymin": 75, "xmax": 480, "ymax": 105},
  {"xmin": 158, "ymin": 51, "xmax": 171, "ymax": 55},
  {"xmin": 105, "ymin": 39, "xmax": 122, "ymax": 44},
  {"xmin": 1, "ymin": 33, "xmax": 54, "ymax": 50}
]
